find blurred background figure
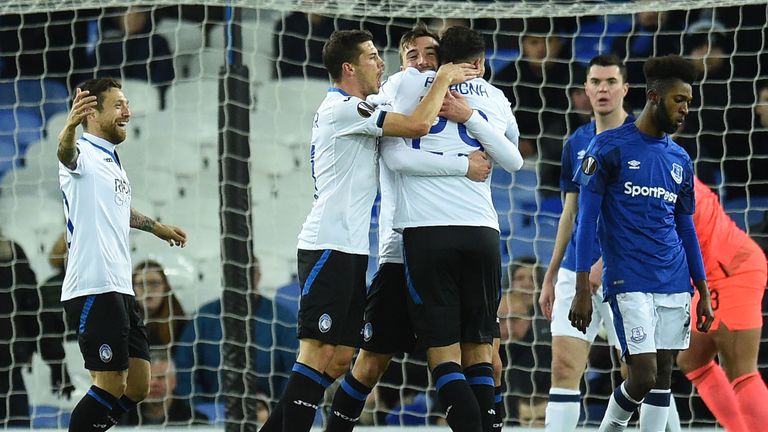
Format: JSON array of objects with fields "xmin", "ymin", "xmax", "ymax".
[
  {"xmin": 173, "ymin": 255, "xmax": 297, "ymax": 420},
  {"xmin": 97, "ymin": 6, "xmax": 175, "ymax": 107},
  {"xmin": 120, "ymin": 348, "xmax": 207, "ymax": 426},
  {"xmin": 1, "ymin": 230, "xmax": 74, "ymax": 427},
  {"xmin": 498, "ymin": 257, "xmax": 551, "ymax": 427},
  {"xmin": 132, "ymin": 260, "xmax": 188, "ymax": 350}
]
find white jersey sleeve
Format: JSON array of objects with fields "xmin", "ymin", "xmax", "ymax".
[
  {"xmin": 380, "ymin": 136, "xmax": 468, "ymax": 176},
  {"xmin": 463, "ymin": 110, "xmax": 523, "ymax": 172}
]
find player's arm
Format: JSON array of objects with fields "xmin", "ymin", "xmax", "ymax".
[
  {"xmin": 381, "ymin": 63, "xmax": 478, "ymax": 138},
  {"xmin": 540, "ymin": 192, "xmax": 578, "ymax": 319},
  {"xmin": 674, "ymin": 174, "xmax": 714, "ymax": 332},
  {"xmin": 569, "ymin": 187, "xmax": 602, "ymax": 333},
  {"xmin": 379, "ymin": 137, "xmax": 490, "ymax": 182},
  {"xmin": 57, "ymin": 88, "xmax": 97, "ymax": 169},
  {"xmin": 130, "ymin": 208, "xmax": 188, "ymax": 247},
  {"xmin": 439, "ymin": 90, "xmax": 524, "ymax": 172}
]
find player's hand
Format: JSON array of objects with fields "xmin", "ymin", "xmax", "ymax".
[
  {"xmin": 465, "ymin": 150, "xmax": 490, "ymax": 182},
  {"xmin": 66, "ymin": 88, "xmax": 97, "ymax": 129},
  {"xmin": 568, "ymin": 273, "xmax": 593, "ymax": 333},
  {"xmin": 539, "ymin": 269, "xmax": 556, "ymax": 320},
  {"xmin": 436, "ymin": 62, "xmax": 481, "ymax": 85},
  {"xmin": 153, "ymin": 223, "xmax": 188, "ymax": 247},
  {"xmin": 694, "ymin": 281, "xmax": 715, "ymax": 333},
  {"xmin": 439, "ymin": 91, "xmax": 473, "ymax": 123}
]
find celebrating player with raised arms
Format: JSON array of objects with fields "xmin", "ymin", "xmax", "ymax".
[{"xmin": 568, "ymin": 55, "xmax": 714, "ymax": 432}]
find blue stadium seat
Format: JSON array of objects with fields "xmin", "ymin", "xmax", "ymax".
[
  {"xmin": 485, "ymin": 48, "xmax": 520, "ymax": 78},
  {"xmin": 30, "ymin": 405, "xmax": 71, "ymax": 429},
  {"xmin": 724, "ymin": 196, "xmax": 768, "ymax": 231},
  {"xmin": 572, "ymin": 15, "xmax": 633, "ymax": 63},
  {"xmin": 0, "ymin": 108, "xmax": 44, "ymax": 181},
  {"xmin": 0, "ymin": 79, "xmax": 69, "ymax": 121}
]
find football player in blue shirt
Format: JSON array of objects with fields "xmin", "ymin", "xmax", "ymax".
[{"xmin": 568, "ymin": 55, "xmax": 714, "ymax": 431}]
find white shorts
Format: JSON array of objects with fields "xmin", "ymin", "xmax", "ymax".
[
  {"xmin": 551, "ymin": 267, "xmax": 619, "ymax": 348},
  {"xmin": 610, "ymin": 291, "xmax": 691, "ymax": 358}
]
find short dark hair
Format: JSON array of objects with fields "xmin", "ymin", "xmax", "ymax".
[
  {"xmin": 589, "ymin": 54, "xmax": 628, "ymax": 83},
  {"xmin": 643, "ymin": 55, "xmax": 697, "ymax": 94},
  {"xmin": 399, "ymin": 22, "xmax": 439, "ymax": 64},
  {"xmin": 438, "ymin": 26, "xmax": 485, "ymax": 64},
  {"xmin": 322, "ymin": 30, "xmax": 374, "ymax": 82},
  {"xmin": 78, "ymin": 78, "xmax": 121, "ymax": 126}
]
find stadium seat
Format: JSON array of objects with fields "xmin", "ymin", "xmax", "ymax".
[
  {"xmin": 0, "ymin": 108, "xmax": 44, "ymax": 182},
  {"xmin": 119, "ymin": 79, "xmax": 162, "ymax": 114},
  {"xmin": 724, "ymin": 196, "xmax": 768, "ymax": 232},
  {"xmin": 571, "ymin": 15, "xmax": 633, "ymax": 64},
  {"xmin": 0, "ymin": 79, "xmax": 69, "ymax": 121},
  {"xmin": 166, "ymin": 79, "xmax": 219, "ymax": 116},
  {"xmin": 30, "ymin": 405, "xmax": 71, "ymax": 429}
]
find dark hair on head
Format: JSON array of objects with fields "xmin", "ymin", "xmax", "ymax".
[
  {"xmin": 643, "ymin": 55, "xmax": 697, "ymax": 94},
  {"xmin": 322, "ymin": 29, "xmax": 374, "ymax": 82},
  {"xmin": 77, "ymin": 78, "xmax": 121, "ymax": 127},
  {"xmin": 399, "ymin": 22, "xmax": 439, "ymax": 64},
  {"xmin": 438, "ymin": 26, "xmax": 485, "ymax": 64},
  {"xmin": 589, "ymin": 54, "xmax": 628, "ymax": 83}
]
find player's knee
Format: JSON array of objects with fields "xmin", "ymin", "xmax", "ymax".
[
  {"xmin": 325, "ymin": 349, "xmax": 355, "ymax": 380},
  {"xmin": 631, "ymin": 371, "xmax": 657, "ymax": 396},
  {"xmin": 124, "ymin": 378, "xmax": 150, "ymax": 402},
  {"xmin": 93, "ymin": 371, "xmax": 128, "ymax": 398},
  {"xmin": 551, "ymin": 354, "xmax": 582, "ymax": 388}
]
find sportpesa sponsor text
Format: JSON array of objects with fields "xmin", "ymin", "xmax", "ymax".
[{"xmin": 623, "ymin": 182, "xmax": 678, "ymax": 203}]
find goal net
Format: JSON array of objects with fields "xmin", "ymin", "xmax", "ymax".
[{"xmin": 0, "ymin": 0, "xmax": 766, "ymax": 429}]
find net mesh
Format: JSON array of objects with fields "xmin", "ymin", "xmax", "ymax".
[{"xmin": 0, "ymin": 0, "xmax": 766, "ymax": 429}]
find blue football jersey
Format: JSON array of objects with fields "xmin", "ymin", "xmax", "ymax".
[
  {"xmin": 574, "ymin": 122, "xmax": 695, "ymax": 296},
  {"xmin": 560, "ymin": 116, "xmax": 634, "ymax": 272}
]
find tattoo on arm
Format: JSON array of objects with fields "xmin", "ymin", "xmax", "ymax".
[{"xmin": 130, "ymin": 208, "xmax": 156, "ymax": 233}]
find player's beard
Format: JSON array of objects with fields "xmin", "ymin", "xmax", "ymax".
[
  {"xmin": 654, "ymin": 99, "xmax": 680, "ymax": 134},
  {"xmin": 103, "ymin": 121, "xmax": 127, "ymax": 144}
]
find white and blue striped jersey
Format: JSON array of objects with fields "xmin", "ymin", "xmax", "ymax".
[
  {"xmin": 58, "ymin": 132, "xmax": 133, "ymax": 301},
  {"xmin": 297, "ymin": 88, "xmax": 386, "ymax": 255},
  {"xmin": 574, "ymin": 122, "xmax": 696, "ymax": 296},
  {"xmin": 385, "ymin": 69, "xmax": 520, "ymax": 231}
]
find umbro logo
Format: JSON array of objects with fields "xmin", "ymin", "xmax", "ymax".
[
  {"xmin": 628, "ymin": 160, "xmax": 641, "ymax": 170},
  {"xmin": 104, "ymin": 157, "xmax": 113, "ymax": 162},
  {"xmin": 577, "ymin": 149, "xmax": 586, "ymax": 160}
]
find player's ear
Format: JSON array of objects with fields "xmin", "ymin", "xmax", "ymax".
[
  {"xmin": 647, "ymin": 89, "xmax": 659, "ymax": 105},
  {"xmin": 342, "ymin": 62, "xmax": 354, "ymax": 75}
]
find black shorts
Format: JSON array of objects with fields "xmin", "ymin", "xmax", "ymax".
[
  {"xmin": 297, "ymin": 249, "xmax": 368, "ymax": 347},
  {"xmin": 362, "ymin": 263, "xmax": 416, "ymax": 354},
  {"xmin": 402, "ymin": 226, "xmax": 501, "ymax": 347},
  {"xmin": 63, "ymin": 292, "xmax": 150, "ymax": 372}
]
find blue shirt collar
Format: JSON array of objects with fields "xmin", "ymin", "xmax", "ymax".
[{"xmin": 328, "ymin": 87, "xmax": 350, "ymax": 96}]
